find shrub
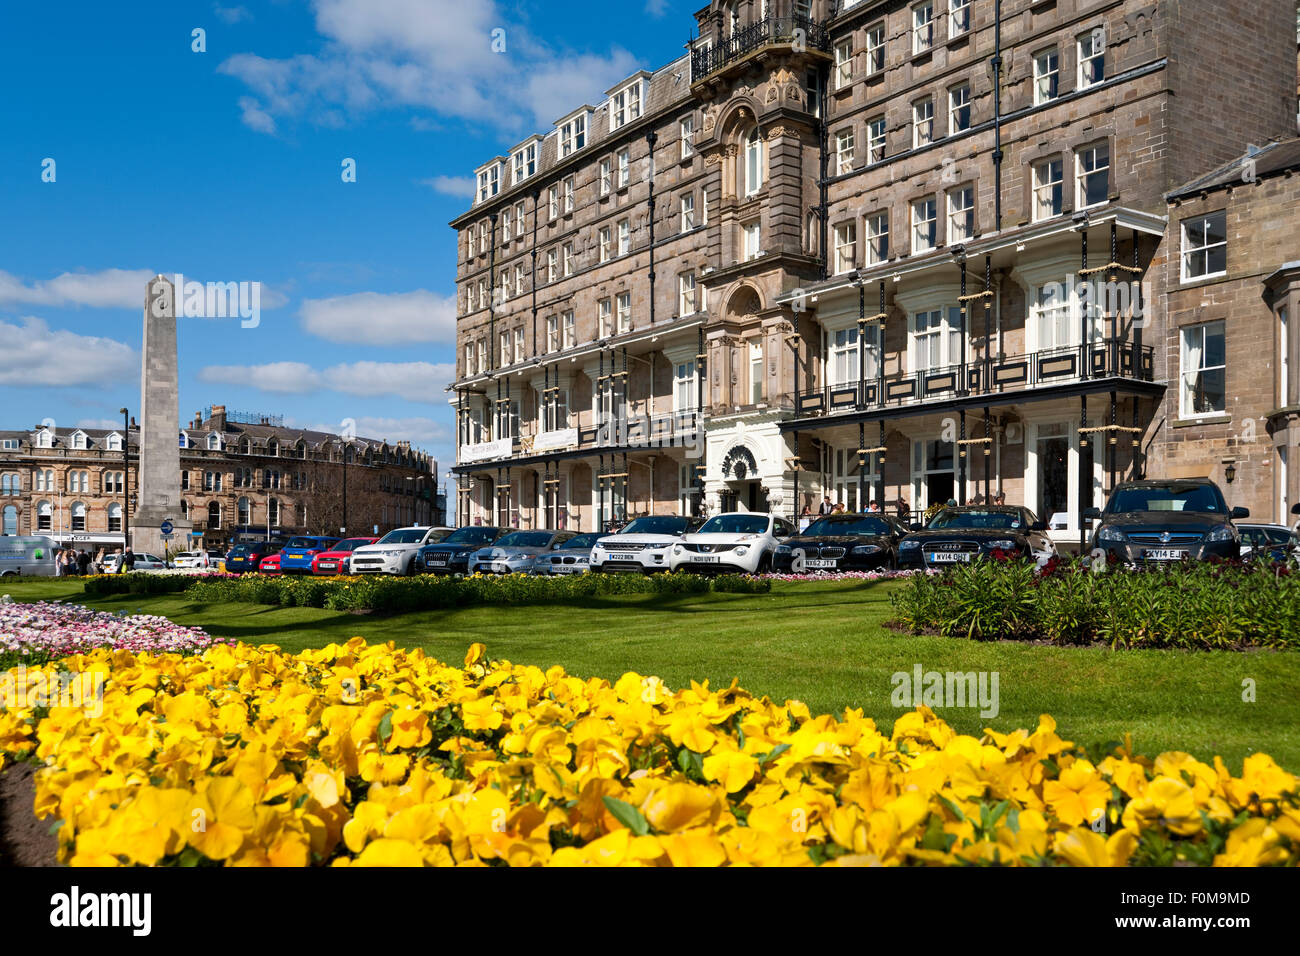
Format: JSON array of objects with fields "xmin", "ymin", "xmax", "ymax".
[
  {"xmin": 82, "ymin": 573, "xmax": 200, "ymax": 597},
  {"xmin": 183, "ymin": 570, "xmax": 768, "ymax": 613},
  {"xmin": 890, "ymin": 557, "xmax": 1300, "ymax": 650}
]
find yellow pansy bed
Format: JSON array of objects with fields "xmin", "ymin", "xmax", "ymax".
[{"xmin": 0, "ymin": 639, "xmax": 1297, "ymax": 867}]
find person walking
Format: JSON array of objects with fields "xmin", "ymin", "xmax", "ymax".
[
  {"xmin": 77, "ymin": 549, "xmax": 91, "ymax": 576},
  {"xmin": 122, "ymin": 548, "xmax": 136, "ymax": 574},
  {"xmin": 94, "ymin": 548, "xmax": 105, "ymax": 574}
]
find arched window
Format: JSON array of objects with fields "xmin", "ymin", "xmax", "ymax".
[
  {"xmin": 107, "ymin": 503, "xmax": 122, "ymax": 532},
  {"xmin": 268, "ymin": 498, "xmax": 280, "ymax": 526},
  {"xmin": 745, "ymin": 127, "xmax": 764, "ymax": 196},
  {"xmin": 37, "ymin": 500, "xmax": 51, "ymax": 531},
  {"xmin": 0, "ymin": 474, "xmax": 15, "ymax": 496},
  {"xmin": 2, "ymin": 505, "xmax": 17, "ymax": 535},
  {"xmin": 208, "ymin": 501, "xmax": 221, "ymax": 529},
  {"xmin": 207, "ymin": 433, "xmax": 222, "ymax": 451},
  {"xmin": 70, "ymin": 502, "xmax": 86, "ymax": 532},
  {"xmin": 37, "ymin": 430, "xmax": 52, "ymax": 449},
  {"xmin": 238, "ymin": 497, "xmax": 251, "ymax": 525},
  {"xmin": 268, "ymin": 440, "xmax": 279, "ymax": 457}
]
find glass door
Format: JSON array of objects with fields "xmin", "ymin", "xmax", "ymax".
[{"xmin": 911, "ymin": 439, "xmax": 955, "ymax": 512}]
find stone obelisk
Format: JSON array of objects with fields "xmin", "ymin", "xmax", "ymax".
[{"xmin": 131, "ymin": 275, "xmax": 192, "ymax": 557}]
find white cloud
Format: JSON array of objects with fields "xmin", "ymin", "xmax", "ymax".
[
  {"xmin": 0, "ymin": 318, "xmax": 138, "ymax": 387},
  {"xmin": 75, "ymin": 417, "xmax": 125, "ymax": 431},
  {"xmin": 304, "ymin": 415, "xmax": 449, "ymax": 447},
  {"xmin": 645, "ymin": 0, "xmax": 669, "ymax": 17},
  {"xmin": 0, "ymin": 268, "xmax": 155, "ymax": 309},
  {"xmin": 420, "ymin": 175, "xmax": 475, "ymax": 199},
  {"xmin": 299, "ymin": 289, "xmax": 456, "ymax": 345},
  {"xmin": 197, "ymin": 360, "xmax": 457, "ymax": 401},
  {"xmin": 214, "ymin": 4, "xmax": 252, "ymax": 24},
  {"xmin": 219, "ymin": 0, "xmax": 640, "ymax": 135}
]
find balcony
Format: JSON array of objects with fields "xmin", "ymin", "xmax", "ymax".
[
  {"xmin": 795, "ymin": 339, "xmax": 1156, "ymax": 419},
  {"xmin": 691, "ymin": 15, "xmax": 831, "ymax": 84},
  {"xmin": 456, "ymin": 411, "xmax": 700, "ymax": 470}
]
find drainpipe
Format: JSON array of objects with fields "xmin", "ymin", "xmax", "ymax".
[
  {"xmin": 646, "ymin": 130, "xmax": 658, "ymax": 329},
  {"xmin": 992, "ymin": 0, "xmax": 1004, "ymax": 233}
]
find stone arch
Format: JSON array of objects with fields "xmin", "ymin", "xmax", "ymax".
[{"xmin": 725, "ymin": 283, "xmax": 764, "ymax": 321}]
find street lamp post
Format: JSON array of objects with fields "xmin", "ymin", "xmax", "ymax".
[{"xmin": 120, "ymin": 408, "xmax": 130, "ymax": 550}]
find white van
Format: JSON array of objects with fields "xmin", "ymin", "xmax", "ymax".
[{"xmin": 0, "ymin": 536, "xmax": 58, "ymax": 577}]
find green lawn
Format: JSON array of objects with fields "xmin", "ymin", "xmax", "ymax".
[{"xmin": 6, "ymin": 577, "xmax": 1300, "ymax": 772}]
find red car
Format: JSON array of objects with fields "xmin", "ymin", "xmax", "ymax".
[
  {"xmin": 311, "ymin": 537, "xmax": 379, "ymax": 576},
  {"xmin": 258, "ymin": 552, "xmax": 283, "ymax": 575}
]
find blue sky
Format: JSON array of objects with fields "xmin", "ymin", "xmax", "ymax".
[{"xmin": 0, "ymin": 0, "xmax": 692, "ymax": 489}]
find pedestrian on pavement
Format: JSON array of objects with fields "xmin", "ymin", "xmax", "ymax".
[
  {"xmin": 77, "ymin": 549, "xmax": 91, "ymax": 576},
  {"xmin": 819, "ymin": 496, "xmax": 833, "ymax": 516},
  {"xmin": 895, "ymin": 496, "xmax": 911, "ymax": 522},
  {"xmin": 123, "ymin": 548, "xmax": 136, "ymax": 573}
]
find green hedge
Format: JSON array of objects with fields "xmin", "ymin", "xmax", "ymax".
[
  {"xmin": 889, "ymin": 558, "xmax": 1300, "ymax": 650},
  {"xmin": 183, "ymin": 571, "xmax": 770, "ymax": 613},
  {"xmin": 82, "ymin": 573, "xmax": 198, "ymax": 597}
]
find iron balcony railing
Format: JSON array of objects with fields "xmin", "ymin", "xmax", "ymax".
[
  {"xmin": 795, "ymin": 338, "xmax": 1155, "ymax": 418},
  {"xmin": 691, "ymin": 15, "xmax": 832, "ymax": 82}
]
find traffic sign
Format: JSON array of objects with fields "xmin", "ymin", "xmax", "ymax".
[{"xmin": 161, "ymin": 520, "xmax": 174, "ymax": 535}]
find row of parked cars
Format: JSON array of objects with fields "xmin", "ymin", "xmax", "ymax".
[{"xmin": 210, "ymin": 479, "xmax": 1296, "ymax": 578}]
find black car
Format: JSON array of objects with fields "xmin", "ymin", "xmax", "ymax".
[
  {"xmin": 416, "ymin": 526, "xmax": 507, "ymax": 575},
  {"xmin": 773, "ymin": 513, "xmax": 907, "ymax": 573},
  {"xmin": 897, "ymin": 506, "xmax": 1055, "ymax": 569},
  {"xmin": 1086, "ymin": 479, "xmax": 1247, "ymax": 563},
  {"xmin": 224, "ymin": 539, "xmax": 288, "ymax": 574}
]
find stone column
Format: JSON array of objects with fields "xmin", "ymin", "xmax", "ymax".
[{"xmin": 131, "ymin": 275, "xmax": 193, "ymax": 558}]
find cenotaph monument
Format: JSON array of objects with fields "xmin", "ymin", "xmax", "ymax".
[{"xmin": 130, "ymin": 275, "xmax": 193, "ymax": 557}]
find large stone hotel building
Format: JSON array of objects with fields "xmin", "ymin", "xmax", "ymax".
[{"xmin": 449, "ymin": 0, "xmax": 1300, "ymax": 542}]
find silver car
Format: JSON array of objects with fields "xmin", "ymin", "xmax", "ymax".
[
  {"xmin": 469, "ymin": 530, "xmax": 576, "ymax": 575},
  {"xmin": 531, "ymin": 532, "xmax": 602, "ymax": 575}
]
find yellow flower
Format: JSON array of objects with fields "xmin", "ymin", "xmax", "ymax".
[{"xmin": 461, "ymin": 696, "xmax": 503, "ymax": 732}]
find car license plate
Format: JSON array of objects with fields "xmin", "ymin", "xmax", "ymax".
[
  {"xmin": 494, "ymin": 563, "xmax": 509, "ymax": 573},
  {"xmin": 928, "ymin": 552, "xmax": 970, "ymax": 563},
  {"xmin": 1145, "ymin": 549, "xmax": 1188, "ymax": 561},
  {"xmin": 805, "ymin": 559, "xmax": 837, "ymax": 569},
  {"xmin": 429, "ymin": 557, "xmax": 447, "ymax": 566},
  {"xmin": 611, "ymin": 553, "xmax": 636, "ymax": 561},
  {"xmin": 320, "ymin": 562, "xmax": 336, "ymax": 569},
  {"xmin": 691, "ymin": 555, "xmax": 720, "ymax": 563}
]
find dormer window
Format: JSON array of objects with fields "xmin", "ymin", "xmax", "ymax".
[
  {"xmin": 610, "ymin": 81, "xmax": 644, "ymax": 131},
  {"xmin": 179, "ymin": 431, "xmax": 189, "ymax": 449},
  {"xmin": 512, "ymin": 142, "xmax": 538, "ymax": 184},
  {"xmin": 105, "ymin": 433, "xmax": 122, "ymax": 451},
  {"xmin": 37, "ymin": 430, "xmax": 53, "ymax": 449},
  {"xmin": 70, "ymin": 431, "xmax": 88, "ymax": 450},
  {"xmin": 207, "ymin": 433, "xmax": 222, "ymax": 451},
  {"xmin": 476, "ymin": 163, "xmax": 502, "ymax": 203},
  {"xmin": 560, "ymin": 114, "xmax": 587, "ymax": 156}
]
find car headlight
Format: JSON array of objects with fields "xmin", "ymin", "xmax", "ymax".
[
  {"xmin": 734, "ymin": 546, "xmax": 749, "ymax": 556},
  {"xmin": 1097, "ymin": 527, "xmax": 1127, "ymax": 543},
  {"xmin": 900, "ymin": 540, "xmax": 921, "ymax": 550},
  {"xmin": 673, "ymin": 545, "xmax": 683, "ymax": 554},
  {"xmin": 852, "ymin": 545, "xmax": 881, "ymax": 555},
  {"xmin": 988, "ymin": 540, "xmax": 1017, "ymax": 551},
  {"xmin": 775, "ymin": 544, "xmax": 791, "ymax": 554},
  {"xmin": 1205, "ymin": 526, "xmax": 1235, "ymax": 542}
]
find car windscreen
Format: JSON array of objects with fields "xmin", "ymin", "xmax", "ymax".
[
  {"xmin": 619, "ymin": 516, "xmax": 689, "ymax": 535},
  {"xmin": 441, "ymin": 527, "xmax": 501, "ymax": 546},
  {"xmin": 333, "ymin": 539, "xmax": 371, "ymax": 552},
  {"xmin": 563, "ymin": 534, "xmax": 602, "ymax": 550},
  {"xmin": 1108, "ymin": 484, "xmax": 1225, "ymax": 514},
  {"xmin": 376, "ymin": 529, "xmax": 427, "ymax": 545},
  {"xmin": 697, "ymin": 515, "xmax": 770, "ymax": 535},
  {"xmin": 495, "ymin": 532, "xmax": 554, "ymax": 549},
  {"xmin": 802, "ymin": 516, "xmax": 893, "ymax": 536},
  {"xmin": 928, "ymin": 510, "xmax": 1025, "ymax": 531}
]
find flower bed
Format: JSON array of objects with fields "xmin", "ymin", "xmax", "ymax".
[
  {"xmin": 0, "ymin": 601, "xmax": 229, "ymax": 668},
  {"xmin": 1, "ymin": 638, "xmax": 1296, "ymax": 866},
  {"xmin": 178, "ymin": 570, "xmax": 770, "ymax": 613},
  {"xmin": 890, "ymin": 557, "xmax": 1300, "ymax": 649},
  {"xmin": 760, "ymin": 569, "xmax": 935, "ymax": 583}
]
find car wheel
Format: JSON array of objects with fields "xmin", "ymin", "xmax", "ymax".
[{"xmin": 757, "ymin": 553, "xmax": 772, "ymax": 573}]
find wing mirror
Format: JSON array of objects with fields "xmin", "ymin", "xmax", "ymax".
[
  {"xmin": 909, "ymin": 522, "xmax": 924, "ymax": 532},
  {"xmin": 1292, "ymin": 502, "xmax": 1300, "ymax": 515},
  {"xmin": 1031, "ymin": 520, "xmax": 1048, "ymax": 532},
  {"xmin": 1083, "ymin": 507, "xmax": 1102, "ymax": 521},
  {"xmin": 1231, "ymin": 507, "xmax": 1250, "ymax": 520}
]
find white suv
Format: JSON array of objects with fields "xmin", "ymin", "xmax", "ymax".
[
  {"xmin": 350, "ymin": 527, "xmax": 453, "ymax": 575},
  {"xmin": 668, "ymin": 512, "xmax": 794, "ymax": 574},
  {"xmin": 590, "ymin": 515, "xmax": 702, "ymax": 573}
]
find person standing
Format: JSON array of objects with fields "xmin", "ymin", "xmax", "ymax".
[
  {"xmin": 94, "ymin": 548, "xmax": 105, "ymax": 574},
  {"xmin": 123, "ymin": 548, "xmax": 136, "ymax": 573},
  {"xmin": 77, "ymin": 549, "xmax": 91, "ymax": 576},
  {"xmin": 819, "ymin": 496, "xmax": 833, "ymax": 516},
  {"xmin": 895, "ymin": 496, "xmax": 911, "ymax": 523},
  {"xmin": 868, "ymin": 500, "xmax": 881, "ymax": 513}
]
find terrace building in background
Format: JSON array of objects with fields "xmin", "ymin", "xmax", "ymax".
[
  {"xmin": 448, "ymin": 0, "xmax": 1300, "ymax": 542},
  {"xmin": 0, "ymin": 405, "xmax": 442, "ymax": 551}
]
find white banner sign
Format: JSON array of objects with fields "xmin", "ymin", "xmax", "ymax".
[
  {"xmin": 459, "ymin": 437, "xmax": 513, "ymax": 464},
  {"xmin": 532, "ymin": 428, "xmax": 578, "ymax": 452}
]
